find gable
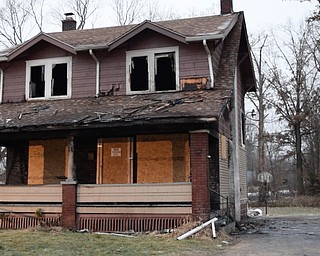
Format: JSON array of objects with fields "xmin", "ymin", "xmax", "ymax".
[
  {"xmin": 108, "ymin": 20, "xmax": 187, "ymax": 51},
  {"xmin": 6, "ymin": 33, "xmax": 76, "ymax": 61}
]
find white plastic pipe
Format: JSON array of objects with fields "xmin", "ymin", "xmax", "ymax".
[
  {"xmin": 177, "ymin": 217, "xmax": 218, "ymax": 240},
  {"xmin": 89, "ymin": 49, "xmax": 100, "ymax": 97},
  {"xmin": 203, "ymin": 39, "xmax": 214, "ymax": 89}
]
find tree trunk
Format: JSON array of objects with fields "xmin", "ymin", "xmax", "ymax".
[{"xmin": 295, "ymin": 123, "xmax": 305, "ymax": 195}]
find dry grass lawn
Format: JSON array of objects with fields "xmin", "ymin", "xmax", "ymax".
[{"xmin": 0, "ymin": 225, "xmax": 230, "ymax": 256}]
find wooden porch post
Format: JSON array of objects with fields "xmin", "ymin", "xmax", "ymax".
[
  {"xmin": 190, "ymin": 130, "xmax": 210, "ymax": 221},
  {"xmin": 67, "ymin": 136, "xmax": 76, "ymax": 181},
  {"xmin": 61, "ymin": 136, "xmax": 77, "ymax": 230}
]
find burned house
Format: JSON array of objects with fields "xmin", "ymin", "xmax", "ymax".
[{"xmin": 0, "ymin": 0, "xmax": 255, "ymax": 231}]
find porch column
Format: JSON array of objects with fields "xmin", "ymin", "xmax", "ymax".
[
  {"xmin": 190, "ymin": 130, "xmax": 210, "ymax": 221},
  {"xmin": 67, "ymin": 136, "xmax": 76, "ymax": 181},
  {"xmin": 61, "ymin": 136, "xmax": 77, "ymax": 230},
  {"xmin": 61, "ymin": 181, "xmax": 77, "ymax": 230}
]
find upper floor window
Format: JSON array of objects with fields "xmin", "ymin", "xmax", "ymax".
[
  {"xmin": 26, "ymin": 57, "xmax": 72, "ymax": 100},
  {"xmin": 126, "ymin": 47, "xmax": 179, "ymax": 94}
]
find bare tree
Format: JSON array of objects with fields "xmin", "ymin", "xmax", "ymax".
[
  {"xmin": 144, "ymin": 0, "xmax": 180, "ymax": 21},
  {"xmin": 111, "ymin": 0, "xmax": 145, "ymax": 25},
  {"xmin": 0, "ymin": 0, "xmax": 44, "ymax": 47},
  {"xmin": 267, "ymin": 22, "xmax": 320, "ymax": 195},
  {"xmin": 70, "ymin": 0, "xmax": 100, "ymax": 29}
]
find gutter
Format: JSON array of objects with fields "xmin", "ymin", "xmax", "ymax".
[
  {"xmin": 0, "ymin": 68, "xmax": 3, "ymax": 103},
  {"xmin": 203, "ymin": 39, "xmax": 214, "ymax": 89},
  {"xmin": 89, "ymin": 49, "xmax": 100, "ymax": 97}
]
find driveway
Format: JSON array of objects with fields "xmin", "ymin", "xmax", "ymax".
[{"xmin": 219, "ymin": 215, "xmax": 320, "ymax": 256}]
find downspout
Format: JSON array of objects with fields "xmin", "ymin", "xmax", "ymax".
[
  {"xmin": 89, "ymin": 49, "xmax": 100, "ymax": 97},
  {"xmin": 203, "ymin": 39, "xmax": 214, "ymax": 89},
  {"xmin": 0, "ymin": 68, "xmax": 3, "ymax": 103}
]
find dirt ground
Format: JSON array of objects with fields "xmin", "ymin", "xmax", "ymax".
[{"xmin": 218, "ymin": 214, "xmax": 320, "ymax": 256}]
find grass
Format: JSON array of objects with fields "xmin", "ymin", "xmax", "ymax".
[
  {"xmin": 0, "ymin": 227, "xmax": 229, "ymax": 256},
  {"xmin": 256, "ymin": 206, "xmax": 320, "ymax": 216}
]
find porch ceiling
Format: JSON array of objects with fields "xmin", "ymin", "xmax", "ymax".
[{"xmin": 0, "ymin": 89, "xmax": 231, "ymax": 133}]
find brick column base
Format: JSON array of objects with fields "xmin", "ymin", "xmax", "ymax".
[
  {"xmin": 61, "ymin": 181, "xmax": 77, "ymax": 230},
  {"xmin": 190, "ymin": 131, "xmax": 210, "ymax": 221}
]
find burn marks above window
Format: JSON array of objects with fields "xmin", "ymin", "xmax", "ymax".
[
  {"xmin": 126, "ymin": 47, "xmax": 179, "ymax": 94},
  {"xmin": 26, "ymin": 57, "xmax": 72, "ymax": 100}
]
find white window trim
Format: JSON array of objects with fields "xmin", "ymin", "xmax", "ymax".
[
  {"xmin": 126, "ymin": 46, "xmax": 179, "ymax": 95},
  {"xmin": 25, "ymin": 56, "xmax": 72, "ymax": 100}
]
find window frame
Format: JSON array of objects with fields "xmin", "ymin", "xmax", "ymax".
[
  {"xmin": 126, "ymin": 47, "xmax": 179, "ymax": 94},
  {"xmin": 25, "ymin": 57, "xmax": 72, "ymax": 100}
]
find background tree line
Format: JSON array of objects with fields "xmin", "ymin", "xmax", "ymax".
[{"xmin": 246, "ymin": 2, "xmax": 320, "ymax": 198}]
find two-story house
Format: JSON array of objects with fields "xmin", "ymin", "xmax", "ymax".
[{"xmin": 0, "ymin": 0, "xmax": 255, "ymax": 231}]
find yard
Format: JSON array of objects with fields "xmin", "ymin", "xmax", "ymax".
[
  {"xmin": 1, "ymin": 206, "xmax": 319, "ymax": 255},
  {"xmin": 0, "ymin": 228, "xmax": 226, "ymax": 256}
]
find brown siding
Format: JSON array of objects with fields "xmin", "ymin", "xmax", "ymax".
[
  {"xmin": 72, "ymin": 52, "xmax": 96, "ymax": 98},
  {"xmin": 179, "ymin": 42, "xmax": 211, "ymax": 79},
  {"xmin": 100, "ymin": 50, "xmax": 126, "ymax": 95},
  {"xmin": 2, "ymin": 60, "xmax": 26, "ymax": 102},
  {"xmin": 26, "ymin": 42, "xmax": 71, "ymax": 60}
]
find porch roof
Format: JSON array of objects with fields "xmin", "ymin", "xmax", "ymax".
[{"xmin": 0, "ymin": 89, "xmax": 231, "ymax": 133}]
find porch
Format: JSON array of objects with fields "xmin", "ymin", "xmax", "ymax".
[
  {"xmin": 0, "ymin": 183, "xmax": 192, "ymax": 231},
  {"xmin": 0, "ymin": 130, "xmax": 224, "ymax": 231}
]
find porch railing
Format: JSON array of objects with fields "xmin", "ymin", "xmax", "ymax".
[{"xmin": 210, "ymin": 189, "xmax": 229, "ymax": 219}]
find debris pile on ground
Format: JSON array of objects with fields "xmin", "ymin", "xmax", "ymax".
[{"xmin": 231, "ymin": 217, "xmax": 268, "ymax": 235}]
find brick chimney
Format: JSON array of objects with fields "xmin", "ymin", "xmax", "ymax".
[
  {"xmin": 62, "ymin": 13, "xmax": 76, "ymax": 31},
  {"xmin": 220, "ymin": 0, "xmax": 233, "ymax": 15}
]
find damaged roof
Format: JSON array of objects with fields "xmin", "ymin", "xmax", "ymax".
[
  {"xmin": 0, "ymin": 13, "xmax": 239, "ymax": 59},
  {"xmin": 0, "ymin": 90, "xmax": 230, "ymax": 133}
]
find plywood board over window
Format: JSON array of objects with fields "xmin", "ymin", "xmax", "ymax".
[
  {"xmin": 28, "ymin": 139, "xmax": 68, "ymax": 184},
  {"xmin": 137, "ymin": 134, "xmax": 190, "ymax": 183},
  {"xmin": 101, "ymin": 138, "xmax": 132, "ymax": 184}
]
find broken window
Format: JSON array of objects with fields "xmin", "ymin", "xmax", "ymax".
[
  {"xmin": 52, "ymin": 63, "xmax": 68, "ymax": 96},
  {"xmin": 126, "ymin": 47, "xmax": 179, "ymax": 94},
  {"xmin": 26, "ymin": 57, "xmax": 71, "ymax": 100},
  {"xmin": 155, "ymin": 53, "xmax": 176, "ymax": 91},
  {"xmin": 130, "ymin": 56, "xmax": 148, "ymax": 91},
  {"xmin": 30, "ymin": 65, "xmax": 45, "ymax": 98}
]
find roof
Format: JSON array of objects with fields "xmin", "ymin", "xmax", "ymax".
[
  {"xmin": 0, "ymin": 13, "xmax": 239, "ymax": 60},
  {"xmin": 0, "ymin": 90, "xmax": 231, "ymax": 133}
]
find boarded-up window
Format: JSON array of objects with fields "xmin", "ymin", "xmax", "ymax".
[
  {"xmin": 28, "ymin": 139, "xmax": 67, "ymax": 184},
  {"xmin": 97, "ymin": 134, "xmax": 190, "ymax": 184}
]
